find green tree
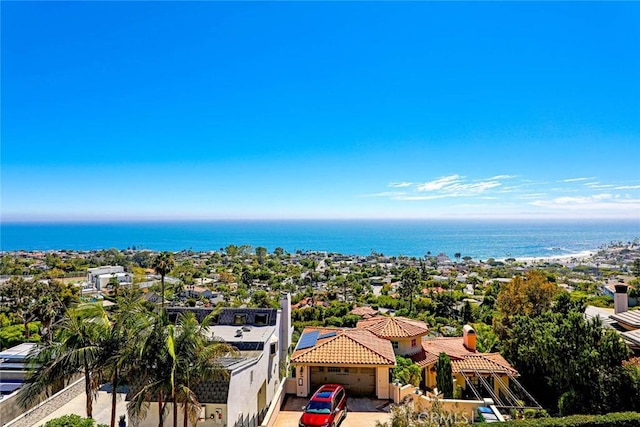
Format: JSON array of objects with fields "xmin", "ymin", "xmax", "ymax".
[
  {"xmin": 105, "ymin": 291, "xmax": 153, "ymax": 427},
  {"xmin": 250, "ymin": 290, "xmax": 277, "ymax": 308},
  {"xmin": 127, "ymin": 310, "xmax": 173, "ymax": 427},
  {"xmin": 435, "ymin": 352, "xmax": 453, "ymax": 399},
  {"xmin": 400, "ymin": 267, "xmax": 420, "ymax": 315},
  {"xmin": 632, "ymin": 258, "xmax": 640, "ymax": 276},
  {"xmin": 459, "ymin": 300, "xmax": 474, "ymax": 324},
  {"xmin": 107, "ymin": 275, "xmax": 121, "ymax": 298},
  {"xmin": 392, "ymin": 356, "xmax": 422, "ymax": 386},
  {"xmin": 18, "ymin": 303, "xmax": 111, "ymax": 418},
  {"xmin": 501, "ymin": 307, "xmax": 630, "ymax": 414},
  {"xmin": 0, "ymin": 277, "xmax": 39, "ymax": 340},
  {"xmin": 255, "ymin": 247, "xmax": 267, "ymax": 265},
  {"xmin": 166, "ymin": 312, "xmax": 234, "ymax": 427},
  {"xmin": 153, "ymin": 252, "xmax": 175, "ymax": 313}
]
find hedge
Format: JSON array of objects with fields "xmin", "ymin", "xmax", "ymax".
[{"xmin": 475, "ymin": 412, "xmax": 640, "ymax": 426}]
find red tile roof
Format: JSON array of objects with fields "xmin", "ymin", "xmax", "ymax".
[
  {"xmin": 357, "ymin": 316, "xmax": 429, "ymax": 339},
  {"xmin": 350, "ymin": 306, "xmax": 378, "ymax": 317},
  {"xmin": 291, "ymin": 327, "xmax": 395, "ymax": 366},
  {"xmin": 410, "ymin": 337, "xmax": 518, "ymax": 375}
]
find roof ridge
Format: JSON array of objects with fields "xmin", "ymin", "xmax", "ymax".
[
  {"xmin": 453, "ymin": 354, "xmax": 517, "ymax": 374},
  {"xmin": 481, "ymin": 353, "xmax": 517, "ymax": 373},
  {"xmin": 343, "ymin": 329, "xmax": 395, "ymax": 364}
]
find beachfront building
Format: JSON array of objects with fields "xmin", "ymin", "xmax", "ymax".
[{"xmin": 130, "ymin": 294, "xmax": 293, "ymax": 427}]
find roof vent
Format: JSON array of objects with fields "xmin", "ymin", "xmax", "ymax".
[
  {"xmin": 242, "ymin": 326, "xmax": 252, "ymax": 332},
  {"xmin": 235, "ymin": 329, "xmax": 243, "ymax": 337}
]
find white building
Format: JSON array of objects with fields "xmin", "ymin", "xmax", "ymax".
[
  {"xmin": 133, "ymin": 294, "xmax": 292, "ymax": 427},
  {"xmin": 87, "ymin": 266, "xmax": 132, "ymax": 291}
]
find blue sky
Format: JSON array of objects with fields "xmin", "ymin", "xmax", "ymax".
[{"xmin": 2, "ymin": 2, "xmax": 639, "ymax": 221}]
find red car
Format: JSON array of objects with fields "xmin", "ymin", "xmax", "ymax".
[{"xmin": 299, "ymin": 384, "xmax": 347, "ymax": 427}]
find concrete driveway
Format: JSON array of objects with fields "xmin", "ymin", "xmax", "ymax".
[{"xmin": 272, "ymin": 397, "xmax": 391, "ymax": 427}]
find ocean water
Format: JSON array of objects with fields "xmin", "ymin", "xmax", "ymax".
[{"xmin": 0, "ymin": 219, "xmax": 638, "ymax": 260}]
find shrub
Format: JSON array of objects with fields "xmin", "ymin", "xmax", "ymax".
[
  {"xmin": 475, "ymin": 411, "xmax": 640, "ymax": 426},
  {"xmin": 43, "ymin": 414, "xmax": 108, "ymax": 427}
]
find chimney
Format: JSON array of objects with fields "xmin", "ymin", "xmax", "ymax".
[
  {"xmin": 462, "ymin": 325, "xmax": 476, "ymax": 352},
  {"xmin": 279, "ymin": 293, "xmax": 292, "ymax": 357},
  {"xmin": 614, "ymin": 284, "xmax": 629, "ymax": 314}
]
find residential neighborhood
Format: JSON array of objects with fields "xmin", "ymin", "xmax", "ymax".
[{"xmin": 0, "ymin": 242, "xmax": 639, "ymax": 426}]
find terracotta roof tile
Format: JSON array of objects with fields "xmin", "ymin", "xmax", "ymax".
[
  {"xmin": 291, "ymin": 327, "xmax": 395, "ymax": 366},
  {"xmin": 410, "ymin": 350, "xmax": 438, "ymax": 368},
  {"xmin": 350, "ymin": 306, "xmax": 378, "ymax": 316},
  {"xmin": 356, "ymin": 316, "xmax": 429, "ymax": 339},
  {"xmin": 452, "ymin": 355, "xmax": 518, "ymax": 375},
  {"xmin": 413, "ymin": 337, "xmax": 518, "ymax": 376},
  {"xmin": 421, "ymin": 337, "xmax": 476, "ymax": 360}
]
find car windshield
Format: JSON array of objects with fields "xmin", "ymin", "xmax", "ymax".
[{"xmin": 305, "ymin": 400, "xmax": 332, "ymax": 414}]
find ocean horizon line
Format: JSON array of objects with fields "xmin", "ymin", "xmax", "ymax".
[
  {"xmin": 3, "ymin": 217, "xmax": 640, "ymax": 225},
  {"xmin": 1, "ymin": 219, "xmax": 638, "ymax": 259}
]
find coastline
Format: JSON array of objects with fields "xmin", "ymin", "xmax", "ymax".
[{"xmin": 501, "ymin": 250, "xmax": 596, "ymax": 264}]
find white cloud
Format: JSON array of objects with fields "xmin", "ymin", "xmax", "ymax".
[
  {"xmin": 559, "ymin": 177, "xmax": 596, "ymax": 182},
  {"xmin": 585, "ymin": 184, "xmax": 616, "ymax": 189},
  {"xmin": 615, "ymin": 185, "xmax": 640, "ymax": 189},
  {"xmin": 359, "ymin": 191, "xmax": 406, "ymax": 198},
  {"xmin": 488, "ymin": 174, "xmax": 517, "ymax": 180},
  {"xmin": 415, "ymin": 175, "xmax": 504, "ymax": 197},
  {"xmin": 364, "ymin": 173, "xmax": 640, "ymax": 218},
  {"xmin": 417, "ymin": 175, "xmax": 461, "ymax": 191},
  {"xmin": 388, "ymin": 182, "xmax": 413, "ymax": 188},
  {"xmin": 516, "ymin": 193, "xmax": 548, "ymax": 200},
  {"xmin": 395, "ymin": 195, "xmax": 449, "ymax": 201},
  {"xmin": 529, "ymin": 193, "xmax": 640, "ymax": 211}
]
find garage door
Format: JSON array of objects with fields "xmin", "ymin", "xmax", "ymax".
[{"xmin": 310, "ymin": 367, "xmax": 376, "ymax": 396}]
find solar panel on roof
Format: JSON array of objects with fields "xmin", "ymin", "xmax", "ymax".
[
  {"xmin": 0, "ymin": 383, "xmax": 22, "ymax": 394},
  {"xmin": 296, "ymin": 330, "xmax": 320, "ymax": 350},
  {"xmin": 318, "ymin": 331, "xmax": 337, "ymax": 339}
]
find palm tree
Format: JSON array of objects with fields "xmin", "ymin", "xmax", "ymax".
[
  {"xmin": 18, "ymin": 303, "xmax": 110, "ymax": 418},
  {"xmin": 400, "ymin": 267, "xmax": 420, "ymax": 315},
  {"xmin": 166, "ymin": 312, "xmax": 235, "ymax": 427},
  {"xmin": 127, "ymin": 309, "xmax": 173, "ymax": 427},
  {"xmin": 105, "ymin": 289, "xmax": 153, "ymax": 427},
  {"xmin": 127, "ymin": 309, "xmax": 235, "ymax": 427},
  {"xmin": 153, "ymin": 252, "xmax": 175, "ymax": 313}
]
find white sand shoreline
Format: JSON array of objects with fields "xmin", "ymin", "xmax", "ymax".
[{"xmin": 496, "ymin": 250, "xmax": 595, "ymax": 264}]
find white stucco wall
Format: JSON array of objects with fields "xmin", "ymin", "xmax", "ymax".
[
  {"xmin": 226, "ymin": 328, "xmax": 283, "ymax": 426},
  {"xmin": 394, "ymin": 337, "xmax": 422, "ymax": 356},
  {"xmin": 134, "ymin": 403, "xmax": 228, "ymax": 427}
]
